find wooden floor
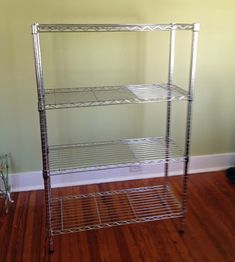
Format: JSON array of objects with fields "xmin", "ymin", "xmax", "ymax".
[{"xmin": 0, "ymin": 171, "xmax": 235, "ymax": 262}]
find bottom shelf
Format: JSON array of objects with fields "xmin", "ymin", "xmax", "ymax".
[{"xmin": 51, "ymin": 185, "xmax": 182, "ymax": 235}]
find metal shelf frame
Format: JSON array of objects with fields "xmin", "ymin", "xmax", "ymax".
[{"xmin": 32, "ymin": 23, "xmax": 199, "ymax": 253}]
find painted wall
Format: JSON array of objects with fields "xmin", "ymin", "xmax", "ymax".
[{"xmin": 1, "ymin": 0, "xmax": 235, "ymax": 173}]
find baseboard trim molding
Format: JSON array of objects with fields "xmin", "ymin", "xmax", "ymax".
[{"xmin": 9, "ymin": 152, "xmax": 235, "ymax": 192}]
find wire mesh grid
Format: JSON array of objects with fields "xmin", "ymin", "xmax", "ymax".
[
  {"xmin": 48, "ymin": 137, "xmax": 183, "ymax": 175},
  {"xmin": 45, "ymin": 84, "xmax": 188, "ymax": 109},
  {"xmin": 51, "ymin": 185, "xmax": 182, "ymax": 235}
]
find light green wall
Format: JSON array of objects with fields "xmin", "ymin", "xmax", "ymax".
[{"xmin": 1, "ymin": 0, "xmax": 235, "ymax": 173}]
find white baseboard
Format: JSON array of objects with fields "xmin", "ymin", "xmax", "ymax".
[{"xmin": 9, "ymin": 152, "xmax": 235, "ymax": 192}]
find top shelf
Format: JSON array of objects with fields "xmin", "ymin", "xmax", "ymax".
[
  {"xmin": 44, "ymin": 83, "xmax": 188, "ymax": 110},
  {"xmin": 35, "ymin": 23, "xmax": 199, "ymax": 33}
]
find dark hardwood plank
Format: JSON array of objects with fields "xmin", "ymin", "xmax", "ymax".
[{"xmin": 0, "ymin": 171, "xmax": 235, "ymax": 262}]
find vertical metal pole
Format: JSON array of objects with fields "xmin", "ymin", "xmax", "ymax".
[
  {"xmin": 32, "ymin": 24, "xmax": 54, "ymax": 253},
  {"xmin": 164, "ymin": 23, "xmax": 176, "ymax": 190},
  {"xmin": 180, "ymin": 23, "xmax": 200, "ymax": 233}
]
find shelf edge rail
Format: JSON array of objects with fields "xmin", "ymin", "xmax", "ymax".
[{"xmin": 36, "ymin": 23, "xmax": 196, "ymax": 33}]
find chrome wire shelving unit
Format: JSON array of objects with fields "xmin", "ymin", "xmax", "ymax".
[{"xmin": 32, "ymin": 23, "xmax": 199, "ymax": 253}]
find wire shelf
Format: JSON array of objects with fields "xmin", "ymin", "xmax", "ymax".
[
  {"xmin": 37, "ymin": 23, "xmax": 196, "ymax": 33},
  {"xmin": 51, "ymin": 185, "xmax": 182, "ymax": 235},
  {"xmin": 48, "ymin": 137, "xmax": 183, "ymax": 176},
  {"xmin": 44, "ymin": 84, "xmax": 188, "ymax": 110}
]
